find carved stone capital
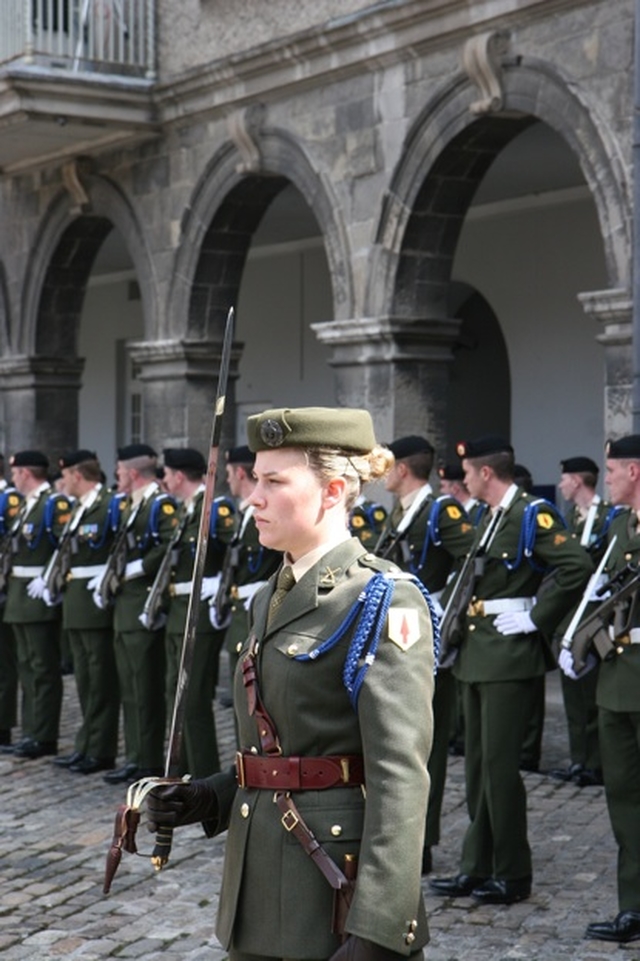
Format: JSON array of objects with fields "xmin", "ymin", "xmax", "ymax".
[
  {"xmin": 312, "ymin": 316, "xmax": 463, "ymax": 365},
  {"xmin": 0, "ymin": 353, "xmax": 85, "ymax": 389},
  {"xmin": 462, "ymin": 31, "xmax": 511, "ymax": 115},
  {"xmin": 128, "ymin": 337, "xmax": 242, "ymax": 382},
  {"xmin": 577, "ymin": 287, "xmax": 632, "ymax": 346}
]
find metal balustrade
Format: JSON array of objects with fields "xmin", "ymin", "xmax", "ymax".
[{"xmin": 0, "ymin": 0, "xmax": 156, "ymax": 78}]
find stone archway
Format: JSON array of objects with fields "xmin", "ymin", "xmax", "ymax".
[
  {"xmin": 332, "ymin": 58, "xmax": 631, "ymax": 450},
  {"xmin": 136, "ymin": 122, "xmax": 353, "ymax": 454},
  {"xmin": 0, "ymin": 171, "xmax": 155, "ymax": 457}
]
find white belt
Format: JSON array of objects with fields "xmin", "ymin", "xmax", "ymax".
[
  {"xmin": 609, "ymin": 626, "xmax": 640, "ymax": 645},
  {"xmin": 171, "ymin": 581, "xmax": 193, "ymax": 597},
  {"xmin": 12, "ymin": 565, "xmax": 44, "ymax": 578},
  {"xmin": 69, "ymin": 565, "xmax": 106, "ymax": 580},
  {"xmin": 469, "ymin": 596, "xmax": 535, "ymax": 617}
]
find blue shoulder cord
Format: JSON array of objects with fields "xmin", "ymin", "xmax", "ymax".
[
  {"xmin": 503, "ymin": 498, "xmax": 566, "ymax": 574},
  {"xmin": 88, "ymin": 493, "xmax": 124, "ymax": 551},
  {"xmin": 411, "ymin": 496, "xmax": 447, "ymax": 575},
  {"xmin": 292, "ymin": 571, "xmax": 440, "ymax": 710}
]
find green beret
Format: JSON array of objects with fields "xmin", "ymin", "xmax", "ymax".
[{"xmin": 247, "ymin": 407, "xmax": 377, "ymax": 454}]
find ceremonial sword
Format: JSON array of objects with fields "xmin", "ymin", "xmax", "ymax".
[{"xmin": 103, "ymin": 306, "xmax": 235, "ymax": 893}]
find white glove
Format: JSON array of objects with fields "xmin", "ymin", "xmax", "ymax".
[
  {"xmin": 494, "ymin": 610, "xmax": 537, "ymax": 636},
  {"xmin": 558, "ymin": 647, "xmax": 577, "ymax": 679},
  {"xmin": 236, "ymin": 580, "xmax": 267, "ymax": 611},
  {"xmin": 209, "ymin": 602, "xmax": 231, "ymax": 631},
  {"xmin": 42, "ymin": 587, "xmax": 62, "ymax": 608},
  {"xmin": 124, "ymin": 559, "xmax": 144, "ymax": 580},
  {"xmin": 26, "ymin": 576, "xmax": 46, "ymax": 600},
  {"xmin": 86, "ymin": 567, "xmax": 106, "ymax": 592},
  {"xmin": 92, "ymin": 589, "xmax": 107, "ymax": 611},
  {"xmin": 559, "ymin": 647, "xmax": 597, "ymax": 680},
  {"xmin": 200, "ymin": 575, "xmax": 221, "ymax": 601},
  {"xmin": 586, "ymin": 573, "xmax": 610, "ymax": 602}
]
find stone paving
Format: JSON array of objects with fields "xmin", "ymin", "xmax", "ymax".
[{"xmin": 0, "ymin": 663, "xmax": 635, "ymax": 961}]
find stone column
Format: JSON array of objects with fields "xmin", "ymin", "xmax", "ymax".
[
  {"xmin": 0, "ymin": 355, "xmax": 85, "ymax": 459},
  {"xmin": 128, "ymin": 338, "xmax": 242, "ymax": 457},
  {"xmin": 312, "ymin": 316, "xmax": 462, "ymax": 454},
  {"xmin": 577, "ymin": 288, "xmax": 633, "ymax": 440}
]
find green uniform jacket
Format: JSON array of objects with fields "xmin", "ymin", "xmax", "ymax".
[
  {"xmin": 62, "ymin": 485, "xmax": 116, "ymax": 631},
  {"xmin": 166, "ymin": 493, "xmax": 237, "ymax": 635},
  {"xmin": 454, "ymin": 490, "xmax": 593, "ymax": 683},
  {"xmin": 223, "ymin": 508, "xmax": 281, "ymax": 656},
  {"xmin": 113, "ymin": 486, "xmax": 179, "ymax": 633},
  {"xmin": 382, "ymin": 492, "xmax": 475, "ymax": 594},
  {"xmin": 596, "ymin": 509, "xmax": 640, "ymax": 712},
  {"xmin": 349, "ymin": 500, "xmax": 387, "ymax": 549},
  {"xmin": 4, "ymin": 488, "xmax": 72, "ymax": 624},
  {"xmin": 204, "ymin": 538, "xmax": 435, "ymax": 958}
]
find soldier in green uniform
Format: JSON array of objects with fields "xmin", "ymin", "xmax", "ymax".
[
  {"xmin": 211, "ymin": 446, "xmax": 281, "ymax": 709},
  {"xmin": 3, "ymin": 450, "xmax": 72, "ymax": 758},
  {"xmin": 430, "ymin": 436, "xmax": 592, "ymax": 905},
  {"xmin": 376, "ymin": 436, "xmax": 474, "ymax": 875},
  {"xmin": 99, "ymin": 444, "xmax": 179, "ymax": 785},
  {"xmin": 148, "ymin": 406, "xmax": 436, "ymax": 961},
  {"xmin": 551, "ymin": 455, "xmax": 616, "ymax": 787},
  {"xmin": 0, "ymin": 483, "xmax": 24, "ymax": 748},
  {"xmin": 50, "ymin": 450, "xmax": 120, "ymax": 775},
  {"xmin": 560, "ymin": 435, "xmax": 640, "ymax": 944},
  {"xmin": 160, "ymin": 447, "xmax": 237, "ymax": 777},
  {"xmin": 349, "ymin": 496, "xmax": 387, "ymax": 548}
]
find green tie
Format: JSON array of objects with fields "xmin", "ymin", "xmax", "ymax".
[{"xmin": 268, "ymin": 565, "xmax": 295, "ymax": 626}]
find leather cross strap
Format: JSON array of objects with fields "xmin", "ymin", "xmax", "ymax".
[
  {"xmin": 236, "ymin": 751, "xmax": 364, "ymax": 790},
  {"xmin": 274, "ymin": 792, "xmax": 350, "ymax": 892}
]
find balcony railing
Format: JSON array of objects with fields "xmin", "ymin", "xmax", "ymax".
[{"xmin": 0, "ymin": 0, "xmax": 155, "ymax": 78}]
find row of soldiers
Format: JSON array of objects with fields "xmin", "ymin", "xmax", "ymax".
[
  {"xmin": 370, "ymin": 433, "xmax": 640, "ymax": 945},
  {"xmin": 1, "ymin": 430, "xmax": 638, "ymax": 943}
]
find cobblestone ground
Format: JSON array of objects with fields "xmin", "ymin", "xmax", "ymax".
[{"xmin": 0, "ymin": 661, "xmax": 634, "ymax": 961}]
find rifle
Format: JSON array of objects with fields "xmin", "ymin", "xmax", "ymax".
[
  {"xmin": 103, "ymin": 306, "xmax": 235, "ymax": 895},
  {"xmin": 438, "ymin": 506, "xmax": 504, "ymax": 668},
  {"xmin": 211, "ymin": 541, "xmax": 240, "ymax": 627},
  {"xmin": 0, "ymin": 498, "xmax": 28, "ymax": 595},
  {"xmin": 373, "ymin": 487, "xmax": 432, "ymax": 563},
  {"xmin": 42, "ymin": 488, "xmax": 100, "ymax": 603},
  {"xmin": 139, "ymin": 508, "xmax": 190, "ymax": 631},
  {"xmin": 94, "ymin": 497, "xmax": 142, "ymax": 609},
  {"xmin": 562, "ymin": 549, "xmax": 640, "ymax": 672}
]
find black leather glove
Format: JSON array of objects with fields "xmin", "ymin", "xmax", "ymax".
[
  {"xmin": 330, "ymin": 935, "xmax": 406, "ymax": 961},
  {"xmin": 146, "ymin": 779, "xmax": 218, "ymax": 832}
]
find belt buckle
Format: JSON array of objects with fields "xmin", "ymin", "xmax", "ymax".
[
  {"xmin": 616, "ymin": 633, "xmax": 631, "ymax": 646},
  {"xmin": 281, "ymin": 808, "xmax": 299, "ymax": 832},
  {"xmin": 468, "ymin": 599, "xmax": 485, "ymax": 617},
  {"xmin": 340, "ymin": 758, "xmax": 350, "ymax": 784},
  {"xmin": 235, "ymin": 751, "xmax": 246, "ymax": 788}
]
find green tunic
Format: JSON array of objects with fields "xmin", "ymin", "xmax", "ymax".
[
  {"xmin": 61, "ymin": 485, "xmax": 119, "ymax": 759},
  {"xmin": 453, "ymin": 488, "xmax": 592, "ymax": 881},
  {"xmin": 593, "ymin": 509, "xmax": 640, "ymax": 911},
  {"xmin": 203, "ymin": 538, "xmax": 435, "ymax": 958}
]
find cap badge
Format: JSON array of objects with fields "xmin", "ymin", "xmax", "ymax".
[{"xmin": 260, "ymin": 419, "xmax": 285, "ymax": 447}]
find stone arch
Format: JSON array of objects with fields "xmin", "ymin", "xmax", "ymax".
[
  {"xmin": 370, "ymin": 60, "xmax": 631, "ymax": 322},
  {"xmin": 166, "ymin": 128, "xmax": 353, "ymax": 341},
  {"xmin": 20, "ymin": 173, "xmax": 157, "ymax": 356}
]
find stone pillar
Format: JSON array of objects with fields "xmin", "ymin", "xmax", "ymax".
[
  {"xmin": 312, "ymin": 316, "xmax": 462, "ymax": 454},
  {"xmin": 128, "ymin": 338, "xmax": 242, "ymax": 457},
  {"xmin": 0, "ymin": 355, "xmax": 85, "ymax": 460},
  {"xmin": 577, "ymin": 288, "xmax": 633, "ymax": 440}
]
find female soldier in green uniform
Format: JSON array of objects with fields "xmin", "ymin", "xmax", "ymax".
[{"xmin": 148, "ymin": 406, "xmax": 437, "ymax": 961}]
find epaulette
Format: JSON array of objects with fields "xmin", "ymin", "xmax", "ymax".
[{"xmin": 211, "ymin": 495, "xmax": 237, "ymax": 537}]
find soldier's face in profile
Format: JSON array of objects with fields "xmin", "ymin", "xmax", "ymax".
[
  {"xmin": 605, "ymin": 458, "xmax": 634, "ymax": 507},
  {"xmin": 462, "ymin": 459, "xmax": 484, "ymax": 501},
  {"xmin": 250, "ymin": 447, "xmax": 331, "ymax": 561}
]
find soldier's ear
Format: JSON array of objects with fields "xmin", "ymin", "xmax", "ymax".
[{"xmin": 323, "ymin": 476, "xmax": 347, "ymax": 508}]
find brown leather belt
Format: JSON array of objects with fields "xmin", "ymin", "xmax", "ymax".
[{"xmin": 236, "ymin": 751, "xmax": 364, "ymax": 790}]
